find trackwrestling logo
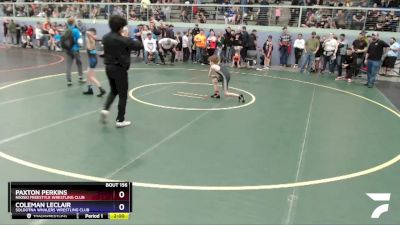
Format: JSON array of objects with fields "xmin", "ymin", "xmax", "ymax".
[{"xmin": 366, "ymin": 193, "xmax": 391, "ymax": 219}]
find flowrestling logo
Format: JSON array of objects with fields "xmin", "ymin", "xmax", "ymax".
[{"xmin": 366, "ymin": 193, "xmax": 391, "ymax": 219}]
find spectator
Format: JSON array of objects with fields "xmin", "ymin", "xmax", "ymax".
[
  {"xmin": 376, "ymin": 13, "xmax": 386, "ymax": 31},
  {"xmin": 246, "ymin": 29, "xmax": 258, "ymax": 67},
  {"xmin": 300, "ymin": 31, "xmax": 319, "ymax": 74},
  {"xmin": 217, "ymin": 32, "xmax": 225, "ymax": 62},
  {"xmin": 335, "ymin": 48, "xmax": 357, "ymax": 82},
  {"xmin": 223, "ymin": 26, "xmax": 234, "ymax": 63},
  {"xmin": 64, "ymin": 17, "xmax": 85, "ymax": 87},
  {"xmin": 52, "ymin": 8, "xmax": 60, "ymax": 18},
  {"xmin": 321, "ymin": 33, "xmax": 338, "ymax": 74},
  {"xmin": 166, "ymin": 25, "xmax": 174, "ymax": 39},
  {"xmin": 191, "ymin": 24, "xmax": 200, "ymax": 62},
  {"xmin": 358, "ymin": 0, "xmax": 368, "ymax": 6},
  {"xmin": 314, "ymin": 35, "xmax": 325, "ymax": 73},
  {"xmin": 207, "ymin": 30, "xmax": 217, "ymax": 56},
  {"xmin": 275, "ymin": 7, "xmax": 282, "ymax": 25},
  {"xmin": 181, "ymin": 7, "xmax": 190, "ymax": 23},
  {"xmin": 288, "ymin": 0, "xmax": 299, "ymax": 27},
  {"xmin": 364, "ymin": 32, "xmax": 389, "ymax": 88},
  {"xmin": 352, "ymin": 11, "xmax": 365, "ymax": 30},
  {"xmin": 385, "ymin": 11, "xmax": 399, "ymax": 32},
  {"xmin": 182, "ymin": 31, "xmax": 190, "ymax": 62},
  {"xmin": 279, "ymin": 26, "xmax": 292, "ymax": 67},
  {"xmin": 77, "ymin": 20, "xmax": 87, "ymax": 49},
  {"xmin": 141, "ymin": 25, "xmax": 152, "ymax": 44},
  {"xmin": 198, "ymin": 11, "xmax": 207, "ymax": 24},
  {"xmin": 141, "ymin": 0, "xmax": 151, "ymax": 20},
  {"xmin": 240, "ymin": 26, "xmax": 250, "ymax": 64},
  {"xmin": 34, "ymin": 22, "xmax": 42, "ymax": 47},
  {"xmin": 336, "ymin": 33, "xmax": 348, "ymax": 79},
  {"xmin": 175, "ymin": 31, "xmax": 183, "ymax": 61},
  {"xmin": 194, "ymin": 29, "xmax": 207, "ymax": 64},
  {"xmin": 260, "ymin": 35, "xmax": 273, "ymax": 70},
  {"xmin": 224, "ymin": 7, "xmax": 235, "ymax": 25},
  {"xmin": 344, "ymin": 0, "xmax": 353, "ymax": 6},
  {"xmin": 16, "ymin": 23, "xmax": 21, "ymax": 45},
  {"xmin": 302, "ymin": 13, "xmax": 317, "ymax": 28},
  {"xmin": 351, "ymin": 31, "xmax": 368, "ymax": 77},
  {"xmin": 2, "ymin": 19, "xmax": 8, "ymax": 44},
  {"xmin": 7, "ymin": 19, "xmax": 17, "ymax": 45},
  {"xmin": 41, "ymin": 17, "xmax": 52, "ymax": 49},
  {"xmin": 257, "ymin": 0, "xmax": 269, "ymax": 26},
  {"xmin": 26, "ymin": 25, "xmax": 33, "ymax": 41},
  {"xmin": 143, "ymin": 32, "xmax": 160, "ymax": 64},
  {"xmin": 381, "ymin": 37, "xmax": 399, "ymax": 76},
  {"xmin": 21, "ymin": 32, "xmax": 33, "ymax": 48},
  {"xmin": 334, "ymin": 10, "xmax": 347, "ymax": 29},
  {"xmin": 232, "ymin": 32, "xmax": 243, "ymax": 68},
  {"xmin": 129, "ymin": 9, "xmax": 138, "ymax": 21},
  {"xmin": 293, "ymin": 33, "xmax": 305, "ymax": 68}
]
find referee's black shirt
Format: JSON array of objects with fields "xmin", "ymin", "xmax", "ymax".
[
  {"xmin": 367, "ymin": 40, "xmax": 389, "ymax": 61},
  {"xmin": 102, "ymin": 32, "xmax": 143, "ymax": 69}
]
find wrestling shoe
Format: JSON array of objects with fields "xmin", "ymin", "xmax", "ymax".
[
  {"xmin": 238, "ymin": 94, "xmax": 245, "ymax": 103},
  {"xmin": 210, "ymin": 93, "xmax": 220, "ymax": 99},
  {"xmin": 97, "ymin": 87, "xmax": 106, "ymax": 97},
  {"xmin": 116, "ymin": 121, "xmax": 131, "ymax": 128},
  {"xmin": 100, "ymin": 110, "xmax": 109, "ymax": 124},
  {"xmin": 78, "ymin": 77, "xmax": 87, "ymax": 83},
  {"xmin": 83, "ymin": 88, "xmax": 94, "ymax": 95}
]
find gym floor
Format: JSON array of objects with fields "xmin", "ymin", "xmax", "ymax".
[{"xmin": 0, "ymin": 46, "xmax": 400, "ymax": 225}]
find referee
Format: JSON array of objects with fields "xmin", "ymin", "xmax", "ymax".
[{"xmin": 100, "ymin": 15, "xmax": 143, "ymax": 128}]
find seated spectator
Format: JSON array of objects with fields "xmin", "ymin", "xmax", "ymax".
[
  {"xmin": 234, "ymin": 10, "xmax": 243, "ymax": 25},
  {"xmin": 224, "ymin": 7, "xmax": 235, "ymax": 24},
  {"xmin": 376, "ymin": 14, "xmax": 386, "ymax": 31},
  {"xmin": 52, "ymin": 9, "xmax": 60, "ymax": 18},
  {"xmin": 198, "ymin": 11, "xmax": 207, "ymax": 24},
  {"xmin": 26, "ymin": 25, "xmax": 33, "ymax": 40},
  {"xmin": 302, "ymin": 14, "xmax": 317, "ymax": 28},
  {"xmin": 143, "ymin": 32, "xmax": 160, "ymax": 64},
  {"xmin": 162, "ymin": 4, "xmax": 171, "ymax": 21},
  {"xmin": 335, "ymin": 48, "xmax": 357, "ymax": 82},
  {"xmin": 91, "ymin": 6, "xmax": 99, "ymax": 20},
  {"xmin": 129, "ymin": 9, "xmax": 138, "ymax": 21},
  {"xmin": 334, "ymin": 10, "xmax": 346, "ymax": 29},
  {"xmin": 16, "ymin": 9, "xmax": 26, "ymax": 17},
  {"xmin": 344, "ymin": 0, "xmax": 353, "ymax": 6},
  {"xmin": 352, "ymin": 11, "xmax": 365, "ymax": 30},
  {"xmin": 21, "ymin": 33, "xmax": 33, "ymax": 48},
  {"xmin": 257, "ymin": 0, "xmax": 269, "ymax": 26},
  {"xmin": 387, "ymin": 0, "xmax": 397, "ymax": 7},
  {"xmin": 366, "ymin": 6, "xmax": 380, "ymax": 30},
  {"xmin": 358, "ymin": 0, "xmax": 368, "ymax": 7},
  {"xmin": 385, "ymin": 11, "xmax": 399, "ymax": 32},
  {"xmin": 181, "ymin": 8, "xmax": 190, "ymax": 23}
]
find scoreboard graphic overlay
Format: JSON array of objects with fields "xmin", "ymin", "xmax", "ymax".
[{"xmin": 8, "ymin": 182, "xmax": 132, "ymax": 220}]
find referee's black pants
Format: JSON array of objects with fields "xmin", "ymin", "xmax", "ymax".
[
  {"xmin": 159, "ymin": 48, "xmax": 175, "ymax": 64},
  {"xmin": 104, "ymin": 65, "xmax": 128, "ymax": 122}
]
